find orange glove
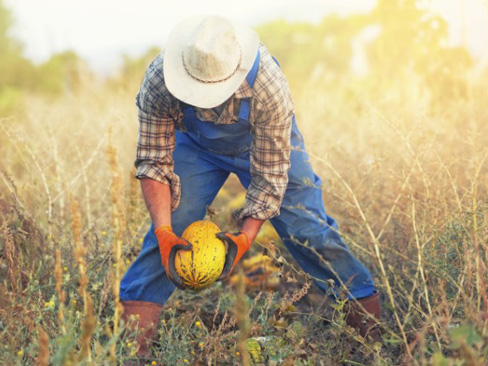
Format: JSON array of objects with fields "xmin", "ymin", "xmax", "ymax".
[
  {"xmin": 155, "ymin": 225, "xmax": 192, "ymax": 290},
  {"xmin": 216, "ymin": 231, "xmax": 251, "ymax": 280}
]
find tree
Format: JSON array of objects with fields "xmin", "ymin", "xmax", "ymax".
[
  {"xmin": 0, "ymin": 0, "xmax": 38, "ymax": 113},
  {"xmin": 257, "ymin": 15, "xmax": 369, "ymax": 95},
  {"xmin": 0, "ymin": 0, "xmax": 36, "ymax": 89},
  {"xmin": 366, "ymin": 0, "xmax": 472, "ymax": 105},
  {"xmin": 108, "ymin": 46, "xmax": 162, "ymax": 93},
  {"xmin": 36, "ymin": 51, "xmax": 92, "ymax": 95}
]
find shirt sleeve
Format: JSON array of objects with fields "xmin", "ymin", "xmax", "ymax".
[
  {"xmin": 233, "ymin": 57, "xmax": 294, "ymax": 222},
  {"xmin": 134, "ymin": 56, "xmax": 181, "ymax": 211}
]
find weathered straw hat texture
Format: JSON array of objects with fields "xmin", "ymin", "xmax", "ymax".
[{"xmin": 164, "ymin": 15, "xmax": 260, "ymax": 108}]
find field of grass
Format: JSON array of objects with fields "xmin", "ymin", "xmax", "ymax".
[{"xmin": 1, "ymin": 23, "xmax": 488, "ymax": 366}]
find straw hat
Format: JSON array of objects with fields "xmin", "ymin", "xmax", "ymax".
[{"xmin": 163, "ymin": 15, "xmax": 260, "ymax": 108}]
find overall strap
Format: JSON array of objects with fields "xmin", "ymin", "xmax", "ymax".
[
  {"xmin": 271, "ymin": 55, "xmax": 280, "ymax": 68},
  {"xmin": 180, "ymin": 101, "xmax": 193, "ymax": 113},
  {"xmin": 180, "ymin": 100, "xmax": 196, "ymax": 125},
  {"xmin": 238, "ymin": 49, "xmax": 261, "ymax": 121},
  {"xmin": 246, "ymin": 49, "xmax": 261, "ymax": 88}
]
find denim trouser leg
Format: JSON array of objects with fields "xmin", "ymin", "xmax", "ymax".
[
  {"xmin": 270, "ymin": 176, "xmax": 376, "ymax": 300},
  {"xmin": 120, "ymin": 134, "xmax": 229, "ymax": 304},
  {"xmin": 234, "ymin": 126, "xmax": 375, "ymax": 300}
]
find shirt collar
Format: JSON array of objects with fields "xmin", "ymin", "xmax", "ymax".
[
  {"xmin": 234, "ymin": 79, "xmax": 253, "ymax": 99},
  {"xmin": 193, "ymin": 79, "xmax": 253, "ymax": 124}
]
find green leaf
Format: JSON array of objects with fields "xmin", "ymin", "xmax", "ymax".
[
  {"xmin": 431, "ymin": 351, "xmax": 450, "ymax": 366},
  {"xmin": 449, "ymin": 324, "xmax": 482, "ymax": 349}
]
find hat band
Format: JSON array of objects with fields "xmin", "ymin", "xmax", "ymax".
[{"xmin": 181, "ymin": 50, "xmax": 242, "ymax": 84}]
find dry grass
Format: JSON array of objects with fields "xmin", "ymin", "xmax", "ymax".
[{"xmin": 0, "ymin": 60, "xmax": 487, "ymax": 366}]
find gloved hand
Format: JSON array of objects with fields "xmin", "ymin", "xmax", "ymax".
[
  {"xmin": 155, "ymin": 225, "xmax": 193, "ymax": 290},
  {"xmin": 216, "ymin": 231, "xmax": 251, "ymax": 280}
]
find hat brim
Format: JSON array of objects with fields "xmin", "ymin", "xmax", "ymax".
[{"xmin": 163, "ymin": 15, "xmax": 260, "ymax": 109}]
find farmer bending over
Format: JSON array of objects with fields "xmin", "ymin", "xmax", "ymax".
[{"xmin": 119, "ymin": 15, "xmax": 381, "ymax": 358}]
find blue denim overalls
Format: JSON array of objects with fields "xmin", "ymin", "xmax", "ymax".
[{"xmin": 120, "ymin": 51, "xmax": 376, "ymax": 304}]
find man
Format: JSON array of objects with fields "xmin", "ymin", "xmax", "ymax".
[{"xmin": 120, "ymin": 15, "xmax": 381, "ymax": 357}]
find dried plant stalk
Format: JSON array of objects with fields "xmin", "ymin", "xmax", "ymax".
[
  {"xmin": 35, "ymin": 326, "xmax": 50, "ymax": 366},
  {"xmin": 234, "ymin": 270, "xmax": 251, "ymax": 366},
  {"xmin": 70, "ymin": 195, "xmax": 94, "ymax": 362},
  {"xmin": 107, "ymin": 127, "xmax": 126, "ymax": 365},
  {"xmin": 54, "ymin": 249, "xmax": 66, "ymax": 334},
  {"xmin": 78, "ymin": 296, "xmax": 96, "ymax": 362},
  {"xmin": 1, "ymin": 221, "xmax": 18, "ymax": 294}
]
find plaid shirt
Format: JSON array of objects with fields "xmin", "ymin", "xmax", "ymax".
[{"xmin": 135, "ymin": 43, "xmax": 294, "ymax": 222}]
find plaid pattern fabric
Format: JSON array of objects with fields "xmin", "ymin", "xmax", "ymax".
[{"xmin": 135, "ymin": 43, "xmax": 294, "ymax": 221}]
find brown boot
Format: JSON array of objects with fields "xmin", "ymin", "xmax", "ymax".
[
  {"xmin": 344, "ymin": 291, "xmax": 381, "ymax": 341},
  {"xmin": 121, "ymin": 301, "xmax": 163, "ymax": 357}
]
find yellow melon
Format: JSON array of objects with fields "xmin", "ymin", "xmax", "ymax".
[{"xmin": 175, "ymin": 220, "xmax": 226, "ymax": 291}]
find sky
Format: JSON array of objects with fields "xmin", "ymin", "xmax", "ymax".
[{"xmin": 5, "ymin": 0, "xmax": 488, "ymax": 74}]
